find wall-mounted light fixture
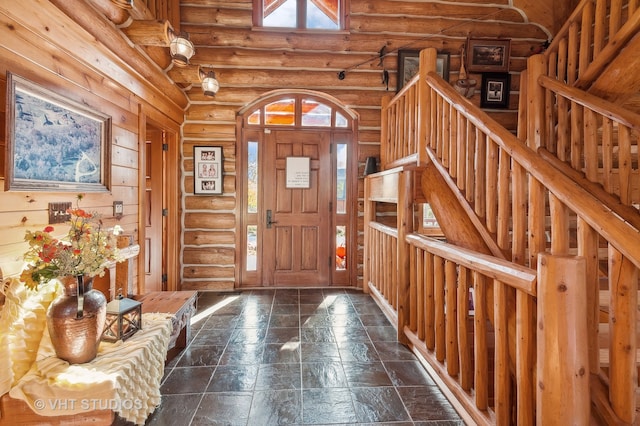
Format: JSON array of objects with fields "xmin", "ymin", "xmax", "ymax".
[
  {"xmin": 110, "ymin": 0, "xmax": 133, "ymax": 9},
  {"xmin": 200, "ymin": 69, "xmax": 220, "ymax": 97},
  {"xmin": 168, "ymin": 29, "xmax": 195, "ymax": 66}
]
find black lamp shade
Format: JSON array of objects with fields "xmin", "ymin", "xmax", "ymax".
[{"xmin": 364, "ymin": 157, "xmax": 378, "ymax": 176}]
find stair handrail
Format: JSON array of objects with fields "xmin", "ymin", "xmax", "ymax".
[
  {"xmin": 423, "ymin": 66, "xmax": 640, "ymax": 270},
  {"xmin": 545, "ymin": 0, "xmax": 640, "ymax": 88}
]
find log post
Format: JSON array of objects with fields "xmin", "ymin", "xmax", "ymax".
[
  {"xmin": 380, "ymin": 95, "xmax": 391, "ymax": 169},
  {"xmin": 526, "ymin": 54, "xmax": 546, "ymax": 150},
  {"xmin": 418, "ymin": 48, "xmax": 436, "ymax": 166},
  {"xmin": 396, "ymin": 169, "xmax": 413, "ymax": 344},
  {"xmin": 363, "ymin": 176, "xmax": 374, "ymax": 293},
  {"xmin": 536, "ymin": 253, "xmax": 589, "ymax": 425}
]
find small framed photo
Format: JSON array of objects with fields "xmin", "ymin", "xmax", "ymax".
[
  {"xmin": 194, "ymin": 146, "xmax": 223, "ymax": 194},
  {"xmin": 397, "ymin": 50, "xmax": 450, "ymax": 91},
  {"xmin": 467, "ymin": 38, "xmax": 511, "ymax": 73},
  {"xmin": 480, "ymin": 73, "xmax": 511, "ymax": 109}
]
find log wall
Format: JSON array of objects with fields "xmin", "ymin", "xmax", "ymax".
[
  {"xmin": 0, "ymin": 1, "xmax": 184, "ymax": 291},
  {"xmin": 179, "ymin": 0, "xmax": 551, "ymax": 290}
]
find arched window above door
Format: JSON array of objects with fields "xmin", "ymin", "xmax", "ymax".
[{"xmin": 246, "ymin": 96, "xmax": 351, "ymax": 128}]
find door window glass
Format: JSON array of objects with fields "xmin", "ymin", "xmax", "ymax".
[
  {"xmin": 301, "ymin": 99, "xmax": 331, "ymax": 127},
  {"xmin": 265, "ymin": 99, "xmax": 295, "ymax": 125}
]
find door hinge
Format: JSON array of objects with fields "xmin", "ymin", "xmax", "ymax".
[
  {"xmin": 329, "ymin": 257, "xmax": 332, "ymax": 267},
  {"xmin": 162, "ymin": 143, "xmax": 169, "ymax": 151},
  {"xmin": 162, "ymin": 208, "xmax": 168, "ymax": 217},
  {"xmin": 162, "ymin": 274, "xmax": 168, "ymax": 283},
  {"xmin": 329, "ymin": 144, "xmax": 333, "ymax": 153},
  {"xmin": 329, "ymin": 201, "xmax": 332, "ymax": 212}
]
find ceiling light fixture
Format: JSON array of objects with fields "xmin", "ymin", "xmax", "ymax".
[{"xmin": 168, "ymin": 29, "xmax": 195, "ymax": 66}]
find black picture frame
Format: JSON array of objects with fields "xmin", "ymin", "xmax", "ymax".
[
  {"xmin": 397, "ymin": 50, "xmax": 450, "ymax": 91},
  {"xmin": 480, "ymin": 73, "xmax": 511, "ymax": 109},
  {"xmin": 5, "ymin": 72, "xmax": 111, "ymax": 192},
  {"xmin": 194, "ymin": 146, "xmax": 223, "ymax": 194},
  {"xmin": 467, "ymin": 38, "xmax": 511, "ymax": 73}
]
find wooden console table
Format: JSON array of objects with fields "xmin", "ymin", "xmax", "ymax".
[{"xmin": 134, "ymin": 291, "xmax": 198, "ymax": 361}]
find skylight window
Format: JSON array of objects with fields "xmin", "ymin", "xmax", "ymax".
[{"xmin": 258, "ymin": 0, "xmax": 342, "ymax": 30}]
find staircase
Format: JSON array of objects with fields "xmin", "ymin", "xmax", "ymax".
[{"xmin": 363, "ymin": 0, "xmax": 640, "ymax": 424}]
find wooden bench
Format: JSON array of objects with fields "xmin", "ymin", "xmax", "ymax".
[{"xmin": 134, "ymin": 291, "xmax": 198, "ymax": 361}]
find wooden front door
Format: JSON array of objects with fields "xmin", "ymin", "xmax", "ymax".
[{"xmin": 262, "ymin": 130, "xmax": 332, "ymax": 285}]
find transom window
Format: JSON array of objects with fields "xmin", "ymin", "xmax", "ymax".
[
  {"xmin": 247, "ymin": 97, "xmax": 350, "ymax": 128},
  {"xmin": 254, "ymin": 0, "xmax": 346, "ymax": 30}
]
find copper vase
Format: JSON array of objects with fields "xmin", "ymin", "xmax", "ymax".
[{"xmin": 47, "ymin": 275, "xmax": 107, "ymax": 364}]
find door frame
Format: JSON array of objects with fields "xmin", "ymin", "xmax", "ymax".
[
  {"xmin": 138, "ymin": 106, "xmax": 180, "ymax": 293},
  {"xmin": 236, "ymin": 90, "xmax": 359, "ymax": 288}
]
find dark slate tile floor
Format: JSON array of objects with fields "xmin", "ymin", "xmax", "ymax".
[{"xmin": 119, "ymin": 288, "xmax": 465, "ymax": 425}]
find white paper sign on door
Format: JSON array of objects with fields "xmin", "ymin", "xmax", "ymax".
[{"xmin": 286, "ymin": 157, "xmax": 310, "ymax": 188}]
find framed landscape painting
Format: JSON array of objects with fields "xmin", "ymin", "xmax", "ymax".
[
  {"xmin": 5, "ymin": 73, "xmax": 111, "ymax": 192},
  {"xmin": 467, "ymin": 38, "xmax": 511, "ymax": 73}
]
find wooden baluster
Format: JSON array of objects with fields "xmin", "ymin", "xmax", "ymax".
[
  {"xmin": 608, "ymin": 246, "xmax": 638, "ymax": 423},
  {"xmin": 601, "ymin": 117, "xmax": 614, "ymax": 193},
  {"xmin": 449, "ymin": 106, "xmax": 458, "ymax": 178},
  {"xmin": 474, "ymin": 272, "xmax": 489, "ymax": 411},
  {"xmin": 442, "ymin": 100, "xmax": 450, "ymax": 169},
  {"xmin": 456, "ymin": 115, "xmax": 467, "ymax": 191},
  {"xmin": 416, "ymin": 247, "xmax": 425, "ymax": 340},
  {"xmin": 474, "ymin": 130, "xmax": 487, "ymax": 221},
  {"xmin": 549, "ymin": 194, "xmax": 570, "ymax": 255},
  {"xmin": 579, "ymin": 0, "xmax": 594, "ymax": 77},
  {"xmin": 465, "ymin": 122, "xmax": 475, "ymax": 204},
  {"xmin": 494, "ymin": 280, "xmax": 511, "ymax": 425},
  {"xmin": 516, "ymin": 290, "xmax": 536, "ymax": 426},
  {"xmin": 584, "ymin": 109, "xmax": 599, "ymax": 181},
  {"xmin": 610, "ymin": 0, "xmax": 624, "ymax": 38},
  {"xmin": 497, "ymin": 149, "xmax": 512, "ymax": 253},
  {"xmin": 618, "ymin": 125, "xmax": 632, "ymax": 205},
  {"xmin": 434, "ymin": 255, "xmax": 446, "ymax": 362},
  {"xmin": 593, "ymin": 0, "xmax": 607, "ymax": 56},
  {"xmin": 457, "ymin": 266, "xmax": 472, "ymax": 391},
  {"xmin": 577, "ymin": 218, "xmax": 600, "ymax": 374},
  {"xmin": 568, "ymin": 22, "xmax": 580, "ymax": 85},
  {"xmin": 425, "ymin": 251, "xmax": 435, "ymax": 351},
  {"xmin": 486, "ymin": 139, "xmax": 498, "ymax": 235},
  {"xmin": 409, "ymin": 246, "xmax": 417, "ymax": 333},
  {"xmin": 445, "ymin": 259, "xmax": 459, "ymax": 377}
]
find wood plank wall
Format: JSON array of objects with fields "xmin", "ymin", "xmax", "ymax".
[
  {"xmin": 179, "ymin": 0, "xmax": 551, "ymax": 290},
  {"xmin": 0, "ymin": 2, "xmax": 183, "ymax": 291}
]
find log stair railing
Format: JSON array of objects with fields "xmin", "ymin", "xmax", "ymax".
[{"xmin": 367, "ymin": 42, "xmax": 640, "ymax": 424}]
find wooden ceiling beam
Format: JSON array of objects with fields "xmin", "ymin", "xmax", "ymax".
[
  {"xmin": 167, "ymin": 64, "xmax": 203, "ymax": 83},
  {"xmin": 121, "ymin": 20, "xmax": 172, "ymax": 46}
]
